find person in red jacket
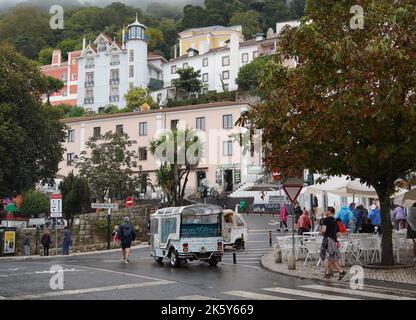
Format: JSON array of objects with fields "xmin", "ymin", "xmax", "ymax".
[
  {"xmin": 336, "ymin": 218, "xmax": 348, "ymax": 235},
  {"xmin": 297, "ymin": 208, "xmax": 312, "ymax": 235}
]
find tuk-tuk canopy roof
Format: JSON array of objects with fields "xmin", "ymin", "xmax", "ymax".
[{"xmin": 153, "ymin": 204, "xmax": 223, "ymax": 216}]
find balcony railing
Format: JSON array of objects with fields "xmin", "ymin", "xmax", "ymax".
[
  {"xmin": 85, "ymin": 64, "xmax": 95, "ymax": 69},
  {"xmin": 109, "ymin": 78, "xmax": 120, "ymax": 85},
  {"xmin": 110, "ymin": 61, "xmax": 120, "ymax": 65},
  {"xmin": 109, "ymin": 95, "xmax": 120, "ymax": 102},
  {"xmin": 85, "ymin": 80, "xmax": 95, "ymax": 87},
  {"xmin": 84, "ymin": 97, "xmax": 94, "ymax": 104}
]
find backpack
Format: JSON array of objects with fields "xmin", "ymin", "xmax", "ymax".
[{"xmin": 119, "ymin": 223, "xmax": 136, "ymax": 242}]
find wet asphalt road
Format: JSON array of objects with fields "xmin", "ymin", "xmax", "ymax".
[{"xmin": 0, "ymin": 213, "xmax": 415, "ymax": 300}]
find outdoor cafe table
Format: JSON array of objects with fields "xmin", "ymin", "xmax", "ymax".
[{"xmin": 303, "ymin": 231, "xmax": 320, "ymax": 238}]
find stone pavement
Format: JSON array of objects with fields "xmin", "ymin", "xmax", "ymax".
[{"xmin": 261, "ymin": 253, "xmax": 416, "ymax": 285}]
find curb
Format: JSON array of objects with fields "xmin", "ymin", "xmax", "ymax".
[{"xmin": 0, "ymin": 244, "xmax": 150, "ymax": 262}]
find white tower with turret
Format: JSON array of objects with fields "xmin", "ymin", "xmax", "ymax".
[{"xmin": 125, "ymin": 14, "xmax": 148, "ymax": 89}]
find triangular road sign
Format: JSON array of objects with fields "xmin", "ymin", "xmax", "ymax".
[{"xmin": 283, "ymin": 184, "xmax": 303, "ymax": 204}]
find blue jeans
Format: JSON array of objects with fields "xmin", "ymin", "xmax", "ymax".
[
  {"xmin": 24, "ymin": 245, "xmax": 30, "ymax": 256},
  {"xmin": 63, "ymin": 241, "xmax": 70, "ymax": 255}
]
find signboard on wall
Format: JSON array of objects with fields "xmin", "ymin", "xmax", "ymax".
[
  {"xmin": 4, "ymin": 231, "xmax": 16, "ymax": 254},
  {"xmin": 50, "ymin": 194, "xmax": 62, "ymax": 218},
  {"xmin": 234, "ymin": 169, "xmax": 241, "ymax": 185}
]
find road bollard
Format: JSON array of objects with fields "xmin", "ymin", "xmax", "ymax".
[
  {"xmin": 269, "ymin": 230, "xmax": 272, "ymax": 247},
  {"xmin": 233, "ymin": 245, "xmax": 237, "ymax": 264},
  {"xmin": 241, "ymin": 233, "xmax": 245, "ymax": 250}
]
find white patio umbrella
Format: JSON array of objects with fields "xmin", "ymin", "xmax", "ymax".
[{"xmin": 393, "ymin": 188, "xmax": 416, "ymax": 207}]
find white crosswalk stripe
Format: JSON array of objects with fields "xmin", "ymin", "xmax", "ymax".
[
  {"xmin": 301, "ymin": 285, "xmax": 416, "ymax": 300},
  {"xmin": 177, "ymin": 295, "xmax": 219, "ymax": 300},
  {"xmin": 263, "ymin": 287, "xmax": 361, "ymax": 300},
  {"xmin": 223, "ymin": 290, "xmax": 293, "ymax": 300}
]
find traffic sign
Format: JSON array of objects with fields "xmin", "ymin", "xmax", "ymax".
[
  {"xmin": 126, "ymin": 196, "xmax": 134, "ymax": 208},
  {"xmin": 282, "ymin": 185, "xmax": 303, "ymax": 204},
  {"xmin": 50, "ymin": 194, "xmax": 62, "ymax": 218},
  {"xmin": 272, "ymin": 168, "xmax": 281, "ymax": 181},
  {"xmin": 91, "ymin": 203, "xmax": 118, "ymax": 209}
]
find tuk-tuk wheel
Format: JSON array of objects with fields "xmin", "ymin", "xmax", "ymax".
[
  {"xmin": 154, "ymin": 257, "xmax": 163, "ymax": 263},
  {"xmin": 235, "ymin": 239, "xmax": 243, "ymax": 250},
  {"xmin": 208, "ymin": 257, "xmax": 218, "ymax": 267},
  {"xmin": 169, "ymin": 250, "xmax": 180, "ymax": 267}
]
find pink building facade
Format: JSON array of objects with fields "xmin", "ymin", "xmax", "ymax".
[{"xmin": 60, "ymin": 101, "xmax": 263, "ymax": 195}]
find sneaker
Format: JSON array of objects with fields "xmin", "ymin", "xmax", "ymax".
[
  {"xmin": 338, "ymin": 271, "xmax": 346, "ymax": 281},
  {"xmin": 284, "ymin": 228, "xmax": 289, "ymax": 232},
  {"xmin": 277, "ymin": 229, "xmax": 281, "ymax": 232},
  {"xmin": 123, "ymin": 260, "xmax": 128, "ymax": 264}
]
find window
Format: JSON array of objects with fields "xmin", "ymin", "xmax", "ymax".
[
  {"xmin": 183, "ymin": 62, "xmax": 188, "ymax": 69},
  {"xmin": 116, "ymin": 124, "xmax": 123, "ymax": 135},
  {"xmin": 139, "ymin": 122, "xmax": 148, "ymax": 136},
  {"xmin": 62, "ymin": 91, "xmax": 67, "ymax": 96},
  {"xmin": 222, "ymin": 55, "xmax": 230, "ymax": 66},
  {"xmin": 60, "ymin": 73, "xmax": 66, "ymax": 82},
  {"xmin": 110, "ymin": 69, "xmax": 120, "ymax": 84},
  {"xmin": 111, "ymin": 54, "xmax": 120, "ymax": 65},
  {"xmin": 202, "ymin": 58, "xmax": 208, "ymax": 67},
  {"xmin": 129, "ymin": 65, "xmax": 134, "ymax": 78},
  {"xmin": 129, "ymin": 50, "xmax": 134, "ymax": 62},
  {"xmin": 67, "ymin": 153, "xmax": 75, "ymax": 166},
  {"xmin": 196, "ymin": 117, "xmax": 205, "ymax": 131},
  {"xmin": 171, "ymin": 119, "xmax": 179, "ymax": 129},
  {"xmin": 202, "ymin": 73, "xmax": 208, "ymax": 83},
  {"xmin": 171, "ymin": 65, "xmax": 177, "ymax": 74},
  {"xmin": 72, "ymin": 58, "xmax": 77, "ymax": 65},
  {"xmin": 86, "ymin": 57, "xmax": 94, "ymax": 68},
  {"xmin": 139, "ymin": 147, "xmax": 147, "ymax": 161},
  {"xmin": 93, "ymin": 127, "xmax": 101, "ymax": 138},
  {"xmin": 253, "ymin": 51, "xmax": 258, "ymax": 59},
  {"xmin": 242, "ymin": 52, "xmax": 249, "ymax": 63},
  {"xmin": 85, "ymin": 72, "xmax": 94, "ymax": 87},
  {"xmin": 223, "ymin": 141, "xmax": 233, "ymax": 156},
  {"xmin": 222, "ymin": 70, "xmax": 230, "ymax": 80},
  {"xmin": 223, "ymin": 83, "xmax": 229, "ymax": 91},
  {"xmin": 72, "ymin": 73, "xmax": 77, "ymax": 80},
  {"xmin": 85, "ymin": 88, "xmax": 93, "ymax": 98},
  {"xmin": 223, "ymin": 114, "xmax": 233, "ymax": 129},
  {"xmin": 67, "ymin": 129, "xmax": 75, "ymax": 142},
  {"xmin": 97, "ymin": 39, "xmax": 107, "ymax": 52},
  {"xmin": 110, "ymin": 86, "xmax": 119, "ymax": 102}
]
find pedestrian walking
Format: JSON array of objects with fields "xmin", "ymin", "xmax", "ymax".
[
  {"xmin": 352, "ymin": 205, "xmax": 364, "ymax": 233},
  {"xmin": 319, "ymin": 207, "xmax": 346, "ymax": 280},
  {"xmin": 117, "ymin": 217, "xmax": 136, "ymax": 263},
  {"xmin": 297, "ymin": 208, "xmax": 312, "ymax": 235},
  {"xmin": 277, "ymin": 205, "xmax": 288, "ymax": 232},
  {"xmin": 41, "ymin": 229, "xmax": 52, "ymax": 256},
  {"xmin": 393, "ymin": 205, "xmax": 407, "ymax": 230},
  {"xmin": 23, "ymin": 234, "xmax": 31, "ymax": 256},
  {"xmin": 62, "ymin": 227, "xmax": 71, "ymax": 255},
  {"xmin": 368, "ymin": 205, "xmax": 381, "ymax": 233},
  {"xmin": 293, "ymin": 202, "xmax": 303, "ymax": 230}
]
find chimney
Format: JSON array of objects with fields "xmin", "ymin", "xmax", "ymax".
[
  {"xmin": 122, "ymin": 27, "xmax": 126, "ymax": 50},
  {"xmin": 255, "ymin": 33, "xmax": 266, "ymax": 42},
  {"xmin": 51, "ymin": 49, "xmax": 61, "ymax": 67}
]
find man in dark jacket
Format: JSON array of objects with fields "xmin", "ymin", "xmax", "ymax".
[
  {"xmin": 118, "ymin": 217, "xmax": 136, "ymax": 263},
  {"xmin": 41, "ymin": 229, "xmax": 52, "ymax": 256},
  {"xmin": 293, "ymin": 202, "xmax": 303, "ymax": 229}
]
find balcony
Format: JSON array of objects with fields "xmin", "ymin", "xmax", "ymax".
[
  {"xmin": 84, "ymin": 97, "xmax": 94, "ymax": 104},
  {"xmin": 110, "ymin": 61, "xmax": 120, "ymax": 66},
  {"xmin": 85, "ymin": 80, "xmax": 95, "ymax": 87},
  {"xmin": 85, "ymin": 64, "xmax": 95, "ymax": 69},
  {"xmin": 109, "ymin": 95, "xmax": 120, "ymax": 102},
  {"xmin": 109, "ymin": 78, "xmax": 120, "ymax": 85}
]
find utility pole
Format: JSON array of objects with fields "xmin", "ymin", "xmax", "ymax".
[{"xmin": 107, "ymin": 198, "xmax": 111, "ymax": 250}]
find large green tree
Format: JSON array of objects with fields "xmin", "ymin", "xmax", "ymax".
[
  {"xmin": 240, "ymin": 0, "xmax": 416, "ymax": 265},
  {"xmin": 149, "ymin": 128, "xmax": 203, "ymax": 206},
  {"xmin": 172, "ymin": 67, "xmax": 202, "ymax": 98},
  {"xmin": 229, "ymin": 11, "xmax": 262, "ymax": 39},
  {"xmin": 20, "ymin": 189, "xmax": 49, "ymax": 217},
  {"xmin": 77, "ymin": 131, "xmax": 140, "ymax": 201},
  {"xmin": 59, "ymin": 172, "xmax": 91, "ymax": 227},
  {"xmin": 0, "ymin": 43, "xmax": 66, "ymax": 195}
]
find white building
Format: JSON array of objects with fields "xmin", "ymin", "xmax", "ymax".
[{"xmin": 77, "ymin": 17, "xmax": 165, "ymax": 112}]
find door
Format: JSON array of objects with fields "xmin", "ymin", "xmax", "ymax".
[{"xmin": 223, "ymin": 170, "xmax": 233, "ymax": 192}]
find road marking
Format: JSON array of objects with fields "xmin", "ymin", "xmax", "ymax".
[
  {"xmin": 330, "ymin": 282, "xmax": 416, "ymax": 296},
  {"xmin": 221, "ymin": 262, "xmax": 261, "ymax": 269},
  {"xmin": 177, "ymin": 295, "xmax": 219, "ymax": 300},
  {"xmin": 222, "ymin": 257, "xmax": 261, "ymax": 260},
  {"xmin": 9, "ymin": 280, "xmax": 174, "ymax": 300},
  {"xmin": 301, "ymin": 285, "xmax": 416, "ymax": 300},
  {"xmin": 246, "ymin": 241, "xmax": 272, "ymax": 243},
  {"xmin": 224, "ymin": 290, "xmax": 293, "ymax": 300},
  {"xmin": 263, "ymin": 287, "xmax": 361, "ymax": 300},
  {"xmin": 35, "ymin": 268, "xmax": 83, "ymax": 274}
]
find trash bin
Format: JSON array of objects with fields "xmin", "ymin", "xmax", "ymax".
[
  {"xmin": 0, "ymin": 227, "xmax": 17, "ymax": 256},
  {"xmin": 239, "ymin": 199, "xmax": 246, "ymax": 213}
]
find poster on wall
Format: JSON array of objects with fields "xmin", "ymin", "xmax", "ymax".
[{"xmin": 4, "ymin": 231, "xmax": 16, "ymax": 254}]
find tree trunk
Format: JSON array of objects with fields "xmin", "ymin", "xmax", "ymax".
[
  {"xmin": 179, "ymin": 169, "xmax": 190, "ymax": 205},
  {"xmin": 377, "ymin": 190, "xmax": 394, "ymax": 266}
]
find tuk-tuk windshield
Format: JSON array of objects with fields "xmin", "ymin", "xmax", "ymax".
[{"xmin": 180, "ymin": 205, "xmax": 222, "ymax": 238}]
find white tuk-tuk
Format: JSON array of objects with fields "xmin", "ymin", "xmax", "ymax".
[
  {"xmin": 150, "ymin": 204, "xmax": 224, "ymax": 267},
  {"xmin": 222, "ymin": 210, "xmax": 248, "ymax": 249}
]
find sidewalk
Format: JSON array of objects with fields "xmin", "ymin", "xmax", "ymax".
[
  {"xmin": 0, "ymin": 243, "xmax": 149, "ymax": 262},
  {"xmin": 261, "ymin": 253, "xmax": 416, "ymax": 285}
]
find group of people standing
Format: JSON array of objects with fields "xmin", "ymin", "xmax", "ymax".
[{"xmin": 23, "ymin": 227, "xmax": 72, "ymax": 257}]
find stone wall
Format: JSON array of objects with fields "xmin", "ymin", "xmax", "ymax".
[{"xmin": 8, "ymin": 205, "xmax": 153, "ymax": 256}]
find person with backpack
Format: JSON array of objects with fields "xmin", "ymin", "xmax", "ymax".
[{"xmin": 117, "ymin": 217, "xmax": 136, "ymax": 263}]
